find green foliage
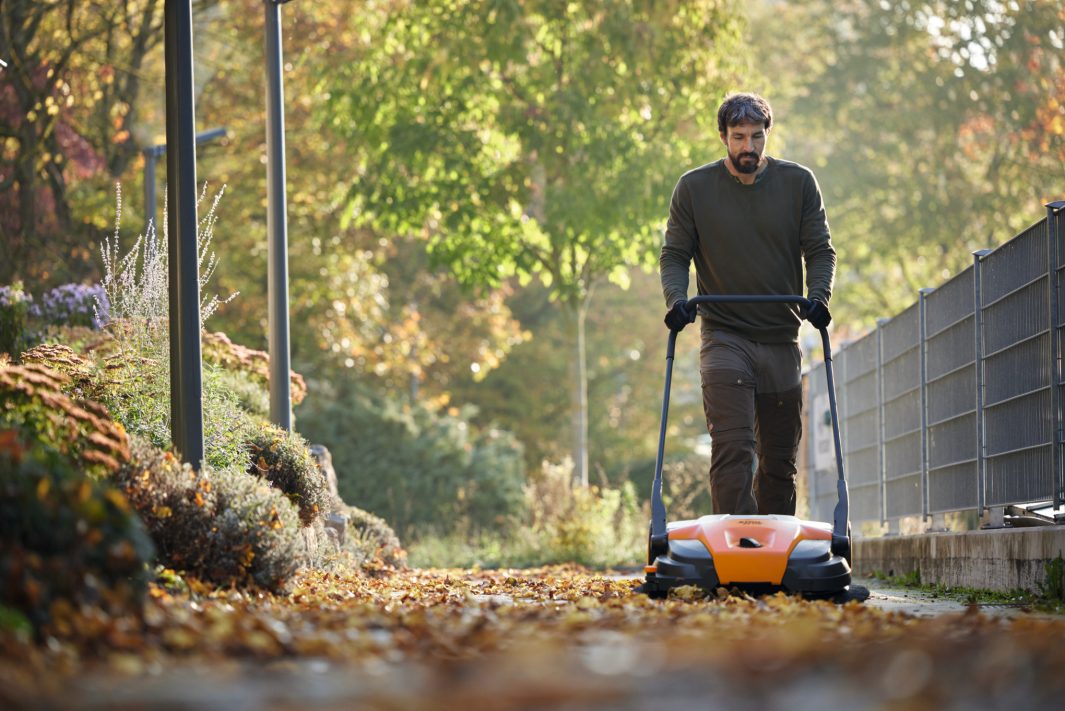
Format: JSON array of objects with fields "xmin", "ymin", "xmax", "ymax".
[
  {"xmin": 0, "ymin": 430, "xmax": 153, "ymax": 632},
  {"xmin": 0, "ymin": 282, "xmax": 34, "ymax": 356},
  {"xmin": 1039, "ymin": 554, "xmax": 1065, "ymax": 603},
  {"xmin": 323, "ymin": 0, "xmax": 746, "ymax": 484},
  {"xmin": 409, "ymin": 460, "xmax": 646, "ymax": 569},
  {"xmin": 215, "ymin": 368, "xmax": 270, "ymax": 421},
  {"xmin": 451, "ymin": 272, "xmax": 706, "ymax": 479},
  {"xmin": 296, "ymin": 380, "xmax": 525, "ymax": 540},
  {"xmin": 0, "ymin": 604, "xmax": 32, "ymax": 642},
  {"xmin": 657, "ymin": 457, "xmax": 714, "ymax": 521},
  {"xmin": 201, "ymin": 331, "xmax": 307, "ymax": 408},
  {"xmin": 247, "ymin": 423, "xmax": 329, "ymax": 527},
  {"xmin": 114, "ymin": 435, "xmax": 303, "ymax": 592},
  {"xmin": 753, "ymin": 0, "xmax": 1065, "ymax": 325},
  {"xmin": 898, "ymin": 568, "xmax": 922, "ymax": 588},
  {"xmin": 93, "ymin": 345, "xmax": 260, "ymax": 472},
  {"xmin": 327, "ymin": 0, "xmax": 743, "ymax": 302},
  {"xmin": 523, "ymin": 459, "xmax": 645, "ymax": 568}
]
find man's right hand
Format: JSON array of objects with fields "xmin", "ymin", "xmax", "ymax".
[{"xmin": 664, "ymin": 299, "xmax": 697, "ymax": 331}]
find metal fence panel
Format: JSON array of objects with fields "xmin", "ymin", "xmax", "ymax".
[
  {"xmin": 805, "ymin": 359, "xmax": 839, "ymax": 523},
  {"xmin": 980, "ymin": 220, "xmax": 1054, "ymax": 506},
  {"xmin": 1055, "ymin": 205, "xmax": 1065, "ymax": 510},
  {"xmin": 841, "ymin": 330, "xmax": 880, "ymax": 523},
  {"xmin": 799, "ymin": 207, "xmax": 1065, "ymax": 522},
  {"xmin": 924, "ymin": 267, "xmax": 979, "ymax": 513},
  {"xmin": 880, "ymin": 303, "xmax": 922, "ymax": 518}
]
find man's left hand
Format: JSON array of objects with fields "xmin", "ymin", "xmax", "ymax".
[{"xmin": 801, "ymin": 298, "xmax": 831, "ymax": 329}]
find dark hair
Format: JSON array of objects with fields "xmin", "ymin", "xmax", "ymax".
[{"xmin": 717, "ymin": 93, "xmax": 773, "ymax": 134}]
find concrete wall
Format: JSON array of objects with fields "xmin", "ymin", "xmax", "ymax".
[{"xmin": 854, "ymin": 526, "xmax": 1065, "ymax": 592}]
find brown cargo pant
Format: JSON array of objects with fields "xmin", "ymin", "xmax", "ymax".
[{"xmin": 699, "ymin": 325, "xmax": 803, "ymax": 515}]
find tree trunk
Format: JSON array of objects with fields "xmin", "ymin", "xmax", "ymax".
[{"xmin": 571, "ymin": 298, "xmax": 590, "ymax": 487}]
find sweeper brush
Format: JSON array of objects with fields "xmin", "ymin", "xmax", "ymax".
[{"xmin": 639, "ymin": 295, "xmax": 868, "ymax": 603}]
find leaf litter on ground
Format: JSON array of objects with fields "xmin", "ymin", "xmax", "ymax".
[{"xmin": 2, "ymin": 565, "xmax": 1065, "ymax": 709}]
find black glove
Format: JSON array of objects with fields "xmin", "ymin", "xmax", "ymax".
[
  {"xmin": 665, "ymin": 299, "xmax": 697, "ymax": 331},
  {"xmin": 800, "ymin": 298, "xmax": 831, "ymax": 329}
]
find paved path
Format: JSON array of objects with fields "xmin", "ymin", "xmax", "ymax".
[{"xmin": 861, "ymin": 576, "xmax": 1040, "ymax": 618}]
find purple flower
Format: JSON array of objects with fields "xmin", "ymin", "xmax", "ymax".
[{"xmin": 39, "ymin": 283, "xmax": 109, "ymax": 330}]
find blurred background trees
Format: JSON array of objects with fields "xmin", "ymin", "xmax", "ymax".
[
  {"xmin": 2, "ymin": 0, "xmax": 1062, "ymax": 544},
  {"xmin": 749, "ymin": 0, "xmax": 1064, "ymax": 329}
]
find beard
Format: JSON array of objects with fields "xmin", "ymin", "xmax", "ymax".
[{"xmin": 729, "ymin": 150, "xmax": 761, "ymax": 174}]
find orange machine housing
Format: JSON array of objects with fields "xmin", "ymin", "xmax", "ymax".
[{"xmin": 665, "ymin": 516, "xmax": 832, "ymax": 585}]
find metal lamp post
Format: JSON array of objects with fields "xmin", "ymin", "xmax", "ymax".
[
  {"xmin": 265, "ymin": 0, "xmax": 294, "ymax": 430},
  {"xmin": 143, "ymin": 127, "xmax": 226, "ymax": 236},
  {"xmin": 163, "ymin": 0, "xmax": 203, "ymax": 466}
]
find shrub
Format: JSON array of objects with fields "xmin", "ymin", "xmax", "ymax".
[
  {"xmin": 343, "ymin": 504, "xmax": 406, "ymax": 568},
  {"xmin": 215, "ymin": 367, "xmax": 270, "ymax": 420},
  {"xmin": 296, "ymin": 381, "xmax": 525, "ymax": 540},
  {"xmin": 113, "ymin": 436, "xmax": 218, "ymax": 576},
  {"xmin": 206, "ymin": 464, "xmax": 303, "ymax": 590},
  {"xmin": 408, "ymin": 459, "xmax": 647, "ymax": 569},
  {"xmin": 114, "ymin": 435, "xmax": 303, "ymax": 591},
  {"xmin": 0, "ymin": 429, "xmax": 154, "ymax": 634},
  {"xmin": 92, "ymin": 347, "xmax": 259, "ymax": 471},
  {"xmin": 91, "ymin": 349, "xmax": 173, "ymax": 458},
  {"xmin": 0, "ymin": 361, "xmax": 131, "ymax": 478},
  {"xmin": 521, "ymin": 459, "xmax": 645, "ymax": 568},
  {"xmin": 202, "ymin": 331, "xmax": 307, "ymax": 407},
  {"xmin": 0, "ymin": 282, "xmax": 34, "ymax": 356},
  {"xmin": 246, "ymin": 423, "xmax": 328, "ymax": 526}
]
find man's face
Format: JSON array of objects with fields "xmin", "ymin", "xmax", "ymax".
[{"xmin": 721, "ymin": 121, "xmax": 768, "ymax": 174}]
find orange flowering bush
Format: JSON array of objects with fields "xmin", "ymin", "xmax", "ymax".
[{"xmin": 0, "ymin": 360, "xmax": 130, "ymax": 478}]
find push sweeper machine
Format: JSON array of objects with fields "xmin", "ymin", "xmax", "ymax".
[{"xmin": 639, "ymin": 294, "xmax": 867, "ymax": 602}]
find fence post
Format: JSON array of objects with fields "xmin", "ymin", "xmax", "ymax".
[
  {"xmin": 1048, "ymin": 201, "xmax": 1065, "ymax": 511},
  {"xmin": 838, "ymin": 341, "xmax": 848, "ymax": 527},
  {"xmin": 973, "ymin": 249, "xmax": 992, "ymax": 517},
  {"xmin": 919, "ymin": 288, "xmax": 934, "ymax": 523},
  {"xmin": 876, "ymin": 318, "xmax": 888, "ymax": 526}
]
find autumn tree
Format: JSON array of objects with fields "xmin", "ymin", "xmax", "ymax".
[
  {"xmin": 750, "ymin": 0, "xmax": 1065, "ymax": 325},
  {"xmin": 179, "ymin": 0, "xmax": 528, "ymax": 401},
  {"xmin": 325, "ymin": 0, "xmax": 743, "ymax": 486},
  {"xmin": 0, "ymin": 0, "xmax": 170, "ymax": 285}
]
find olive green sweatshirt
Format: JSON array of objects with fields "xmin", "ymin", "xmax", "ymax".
[{"xmin": 659, "ymin": 156, "xmax": 836, "ymax": 343}]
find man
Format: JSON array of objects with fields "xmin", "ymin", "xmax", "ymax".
[{"xmin": 659, "ymin": 92, "xmax": 836, "ymax": 516}]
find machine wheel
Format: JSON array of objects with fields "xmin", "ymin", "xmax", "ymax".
[{"xmin": 843, "ymin": 523, "xmax": 852, "ymax": 567}]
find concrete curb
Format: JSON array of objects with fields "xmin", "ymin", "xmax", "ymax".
[{"xmin": 854, "ymin": 526, "xmax": 1065, "ymax": 592}]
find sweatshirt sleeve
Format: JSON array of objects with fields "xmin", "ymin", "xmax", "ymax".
[
  {"xmin": 799, "ymin": 170, "xmax": 836, "ymax": 304},
  {"xmin": 659, "ymin": 176, "xmax": 696, "ymax": 308}
]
